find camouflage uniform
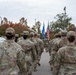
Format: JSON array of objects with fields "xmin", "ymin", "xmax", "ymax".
[
  {"xmin": 34, "ymin": 33, "xmax": 44, "ymax": 66},
  {"xmin": 49, "ymin": 34, "xmax": 61, "ymax": 71},
  {"xmin": 18, "ymin": 31, "xmax": 36, "ymax": 75},
  {"xmin": 15, "ymin": 34, "xmax": 19, "ymax": 42},
  {"xmin": 54, "ymin": 31, "xmax": 76, "ymax": 75},
  {"xmin": 0, "ymin": 27, "xmax": 26, "ymax": 75},
  {"xmin": 18, "ymin": 37, "xmax": 23, "ymax": 41},
  {"xmin": 59, "ymin": 30, "xmax": 68, "ymax": 47},
  {"xmin": 48, "ymin": 39, "xmax": 54, "ymax": 56},
  {"xmin": 43, "ymin": 39, "xmax": 49, "ymax": 52},
  {"xmin": 29, "ymin": 32, "xmax": 39, "ymax": 71},
  {"xmin": 18, "ymin": 33, "xmax": 23, "ymax": 41},
  {"xmin": 37, "ymin": 37, "xmax": 44, "ymax": 61}
]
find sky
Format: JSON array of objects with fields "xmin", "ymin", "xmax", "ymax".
[{"xmin": 0, "ymin": 0, "xmax": 76, "ymax": 30}]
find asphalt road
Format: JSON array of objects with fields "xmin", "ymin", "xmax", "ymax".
[{"xmin": 33, "ymin": 50, "xmax": 52, "ymax": 75}]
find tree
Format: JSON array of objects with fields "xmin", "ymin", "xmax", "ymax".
[
  {"xmin": 32, "ymin": 21, "xmax": 41, "ymax": 34},
  {"xmin": 0, "ymin": 23, "xmax": 30, "ymax": 36},
  {"xmin": 50, "ymin": 13, "xmax": 75, "ymax": 32}
]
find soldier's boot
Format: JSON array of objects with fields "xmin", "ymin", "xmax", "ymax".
[
  {"xmin": 28, "ymin": 73, "xmax": 32, "ymax": 75},
  {"xmin": 50, "ymin": 65, "xmax": 54, "ymax": 71},
  {"xmin": 33, "ymin": 67, "xmax": 37, "ymax": 72},
  {"xmin": 51, "ymin": 67, "xmax": 53, "ymax": 71},
  {"xmin": 38, "ymin": 62, "xmax": 41, "ymax": 66},
  {"xmin": 28, "ymin": 74, "xmax": 32, "ymax": 75}
]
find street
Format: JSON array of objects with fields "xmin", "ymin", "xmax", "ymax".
[{"xmin": 33, "ymin": 50, "xmax": 52, "ymax": 75}]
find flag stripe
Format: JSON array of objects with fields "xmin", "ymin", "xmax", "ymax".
[{"xmin": 46, "ymin": 23, "xmax": 50, "ymax": 40}]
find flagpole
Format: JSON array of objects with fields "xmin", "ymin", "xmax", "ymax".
[
  {"xmin": 35, "ymin": 19, "xmax": 36, "ymax": 25},
  {"xmin": 64, "ymin": 6, "xmax": 66, "ymax": 15},
  {"xmin": 63, "ymin": 6, "xmax": 66, "ymax": 30}
]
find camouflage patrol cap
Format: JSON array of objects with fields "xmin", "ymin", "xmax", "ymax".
[
  {"xmin": 5, "ymin": 27, "xmax": 15, "ymax": 34},
  {"xmin": 54, "ymin": 33, "xmax": 58, "ymax": 38},
  {"xmin": 23, "ymin": 31, "xmax": 29, "ymax": 35},
  {"xmin": 15, "ymin": 34, "xmax": 19, "ymax": 37},
  {"xmin": 37, "ymin": 34, "xmax": 40, "ymax": 37},
  {"xmin": 58, "ymin": 31, "xmax": 62, "ymax": 36},
  {"xmin": 30, "ymin": 32, "xmax": 34, "ymax": 35},
  {"xmin": 61, "ymin": 30, "xmax": 67, "ymax": 36},
  {"xmin": 67, "ymin": 31, "xmax": 76, "ymax": 38}
]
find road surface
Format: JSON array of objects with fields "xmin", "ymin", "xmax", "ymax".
[{"xmin": 33, "ymin": 50, "xmax": 52, "ymax": 75}]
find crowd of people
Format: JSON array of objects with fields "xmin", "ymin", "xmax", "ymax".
[
  {"xmin": 0, "ymin": 27, "xmax": 44, "ymax": 75},
  {"xmin": 48, "ymin": 30, "xmax": 76, "ymax": 75},
  {"xmin": 0, "ymin": 27, "xmax": 76, "ymax": 75}
]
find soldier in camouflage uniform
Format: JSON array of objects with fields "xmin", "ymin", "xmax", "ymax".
[
  {"xmin": 49, "ymin": 33, "xmax": 62, "ymax": 71},
  {"xmin": 37, "ymin": 34, "xmax": 44, "ymax": 61},
  {"xmin": 18, "ymin": 33, "xmax": 23, "ymax": 41},
  {"xmin": 0, "ymin": 27, "xmax": 26, "ymax": 75},
  {"xmin": 59, "ymin": 30, "xmax": 68, "ymax": 47},
  {"xmin": 15, "ymin": 34, "xmax": 19, "ymax": 42},
  {"xmin": 34, "ymin": 33, "xmax": 44, "ymax": 66},
  {"xmin": 48, "ymin": 34, "xmax": 58, "ymax": 56},
  {"xmin": 53, "ymin": 31, "xmax": 76, "ymax": 75},
  {"xmin": 18, "ymin": 31, "xmax": 36, "ymax": 75},
  {"xmin": 29, "ymin": 32, "xmax": 39, "ymax": 71}
]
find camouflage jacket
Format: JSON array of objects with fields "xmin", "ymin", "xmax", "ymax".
[
  {"xmin": 18, "ymin": 38, "xmax": 36, "ymax": 62},
  {"xmin": 0, "ymin": 40, "xmax": 26, "ymax": 75},
  {"xmin": 29, "ymin": 37, "xmax": 39, "ymax": 55},
  {"xmin": 59, "ymin": 37, "xmax": 68, "ymax": 47},
  {"xmin": 51, "ymin": 38, "xmax": 61, "ymax": 54},
  {"xmin": 35, "ymin": 38, "xmax": 44, "ymax": 52},
  {"xmin": 54, "ymin": 45, "xmax": 76, "ymax": 75}
]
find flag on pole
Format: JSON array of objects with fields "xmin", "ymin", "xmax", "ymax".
[
  {"xmin": 42, "ymin": 23, "xmax": 45, "ymax": 39},
  {"xmin": 46, "ymin": 22, "xmax": 50, "ymax": 40}
]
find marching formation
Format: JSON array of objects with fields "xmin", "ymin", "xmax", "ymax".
[
  {"xmin": 0, "ymin": 27, "xmax": 44, "ymax": 75},
  {"xmin": 0, "ymin": 27, "xmax": 76, "ymax": 75},
  {"xmin": 48, "ymin": 30, "xmax": 76, "ymax": 75}
]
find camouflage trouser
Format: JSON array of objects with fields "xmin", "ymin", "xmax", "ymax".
[
  {"xmin": 18, "ymin": 72, "xmax": 27, "ymax": 75},
  {"xmin": 26, "ymin": 61, "xmax": 34, "ymax": 75},
  {"xmin": 0, "ymin": 73, "xmax": 18, "ymax": 75},
  {"xmin": 49, "ymin": 51, "xmax": 56, "ymax": 71},
  {"xmin": 33, "ymin": 61, "xmax": 37, "ymax": 70},
  {"xmin": 0, "ymin": 71, "xmax": 19, "ymax": 75},
  {"xmin": 0, "ymin": 74, "xmax": 18, "ymax": 75},
  {"xmin": 38, "ymin": 51, "xmax": 43, "ymax": 61},
  {"xmin": 56, "ymin": 73, "xmax": 76, "ymax": 75},
  {"xmin": 34, "ymin": 55, "xmax": 39, "ymax": 67}
]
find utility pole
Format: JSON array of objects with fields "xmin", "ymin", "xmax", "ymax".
[
  {"xmin": 63, "ymin": 6, "xmax": 66, "ymax": 30},
  {"xmin": 35, "ymin": 19, "xmax": 36, "ymax": 25}
]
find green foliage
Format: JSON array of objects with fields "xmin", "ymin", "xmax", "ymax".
[
  {"xmin": 32, "ymin": 21, "xmax": 41, "ymax": 34},
  {"xmin": 50, "ymin": 13, "xmax": 75, "ymax": 32}
]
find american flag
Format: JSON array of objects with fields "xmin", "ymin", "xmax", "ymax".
[{"xmin": 46, "ymin": 23, "xmax": 50, "ymax": 40}]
